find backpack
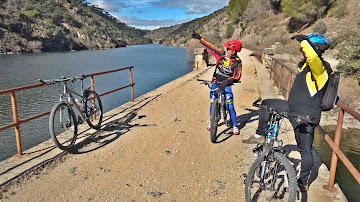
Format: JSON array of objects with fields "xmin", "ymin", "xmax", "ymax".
[{"xmin": 312, "ymin": 60, "xmax": 340, "ymax": 111}]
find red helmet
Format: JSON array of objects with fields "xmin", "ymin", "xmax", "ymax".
[{"xmin": 223, "ymin": 40, "xmax": 242, "ymax": 52}]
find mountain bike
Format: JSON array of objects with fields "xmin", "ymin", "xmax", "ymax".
[
  {"xmin": 39, "ymin": 75, "xmax": 103, "ymax": 150},
  {"xmin": 245, "ymin": 98, "xmax": 316, "ymax": 202},
  {"xmin": 197, "ymin": 79, "xmax": 232, "ymax": 143}
]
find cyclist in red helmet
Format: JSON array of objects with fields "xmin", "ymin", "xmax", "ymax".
[{"xmin": 192, "ymin": 31, "xmax": 242, "ymax": 135}]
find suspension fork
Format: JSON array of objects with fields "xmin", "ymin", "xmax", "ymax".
[{"xmin": 259, "ymin": 148, "xmax": 275, "ymax": 188}]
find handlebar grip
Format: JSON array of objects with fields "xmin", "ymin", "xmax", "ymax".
[
  {"xmin": 252, "ymin": 98, "xmax": 262, "ymax": 107},
  {"xmin": 39, "ymin": 79, "xmax": 46, "ymax": 84}
]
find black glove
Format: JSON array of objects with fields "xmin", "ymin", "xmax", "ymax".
[
  {"xmin": 192, "ymin": 30, "xmax": 202, "ymax": 40},
  {"xmin": 218, "ymin": 79, "xmax": 229, "ymax": 91},
  {"xmin": 291, "ymin": 34, "xmax": 308, "ymax": 42}
]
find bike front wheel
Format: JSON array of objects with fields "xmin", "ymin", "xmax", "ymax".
[
  {"xmin": 84, "ymin": 90, "xmax": 103, "ymax": 129},
  {"xmin": 210, "ymin": 99, "xmax": 220, "ymax": 143},
  {"xmin": 49, "ymin": 102, "xmax": 78, "ymax": 150},
  {"xmin": 245, "ymin": 152, "xmax": 297, "ymax": 202}
]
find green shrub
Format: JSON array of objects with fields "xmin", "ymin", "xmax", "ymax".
[
  {"xmin": 282, "ymin": 0, "xmax": 333, "ymax": 32},
  {"xmin": 329, "ymin": 0, "xmax": 348, "ymax": 18},
  {"xmin": 226, "ymin": 23, "xmax": 235, "ymax": 38},
  {"xmin": 227, "ymin": 0, "xmax": 250, "ymax": 20},
  {"xmin": 21, "ymin": 10, "xmax": 40, "ymax": 18},
  {"xmin": 313, "ymin": 19, "xmax": 327, "ymax": 34},
  {"xmin": 334, "ymin": 30, "xmax": 360, "ymax": 82}
]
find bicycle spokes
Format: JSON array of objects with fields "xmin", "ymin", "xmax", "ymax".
[
  {"xmin": 246, "ymin": 152, "xmax": 296, "ymax": 201},
  {"xmin": 50, "ymin": 103, "xmax": 77, "ymax": 150},
  {"xmin": 84, "ymin": 91, "xmax": 103, "ymax": 129}
]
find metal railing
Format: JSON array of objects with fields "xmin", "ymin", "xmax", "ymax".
[
  {"xmin": 252, "ymin": 50, "xmax": 360, "ymax": 191},
  {"xmin": 0, "ymin": 66, "xmax": 135, "ymax": 157}
]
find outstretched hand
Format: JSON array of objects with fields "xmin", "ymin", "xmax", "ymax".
[
  {"xmin": 192, "ymin": 30, "xmax": 202, "ymax": 40},
  {"xmin": 290, "ymin": 34, "xmax": 308, "ymax": 42}
]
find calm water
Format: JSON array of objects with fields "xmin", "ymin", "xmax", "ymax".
[
  {"xmin": 314, "ymin": 126, "xmax": 360, "ymax": 202},
  {"xmin": 0, "ymin": 44, "xmax": 193, "ymax": 161}
]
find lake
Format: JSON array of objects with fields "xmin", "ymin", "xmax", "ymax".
[{"xmin": 0, "ymin": 44, "xmax": 193, "ymax": 161}]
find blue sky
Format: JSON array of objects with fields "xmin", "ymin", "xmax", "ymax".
[{"xmin": 88, "ymin": 0, "xmax": 230, "ymax": 30}]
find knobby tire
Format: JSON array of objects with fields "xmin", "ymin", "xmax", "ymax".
[
  {"xmin": 245, "ymin": 152, "xmax": 297, "ymax": 202},
  {"xmin": 210, "ymin": 99, "xmax": 220, "ymax": 143},
  {"xmin": 85, "ymin": 91, "xmax": 103, "ymax": 129},
  {"xmin": 49, "ymin": 102, "xmax": 78, "ymax": 150}
]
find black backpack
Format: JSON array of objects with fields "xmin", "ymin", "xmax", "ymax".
[{"xmin": 312, "ymin": 60, "xmax": 340, "ymax": 111}]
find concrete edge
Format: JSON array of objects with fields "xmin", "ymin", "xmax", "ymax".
[{"xmin": 0, "ymin": 67, "xmax": 212, "ymax": 189}]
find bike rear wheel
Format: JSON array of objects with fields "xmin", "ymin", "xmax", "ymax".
[
  {"xmin": 84, "ymin": 90, "xmax": 103, "ymax": 129},
  {"xmin": 245, "ymin": 152, "xmax": 297, "ymax": 202},
  {"xmin": 49, "ymin": 102, "xmax": 78, "ymax": 150},
  {"xmin": 210, "ymin": 99, "xmax": 220, "ymax": 143}
]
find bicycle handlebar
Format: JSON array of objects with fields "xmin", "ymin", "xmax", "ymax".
[{"xmin": 39, "ymin": 75, "xmax": 88, "ymax": 85}]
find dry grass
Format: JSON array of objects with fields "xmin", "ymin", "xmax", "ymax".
[{"xmin": 338, "ymin": 76, "xmax": 360, "ymax": 109}]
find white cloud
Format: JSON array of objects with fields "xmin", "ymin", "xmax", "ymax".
[
  {"xmin": 89, "ymin": 0, "xmax": 127, "ymax": 12},
  {"xmin": 115, "ymin": 15, "xmax": 191, "ymax": 29},
  {"xmin": 153, "ymin": 0, "xmax": 230, "ymax": 14},
  {"xmin": 88, "ymin": 0, "xmax": 230, "ymax": 29}
]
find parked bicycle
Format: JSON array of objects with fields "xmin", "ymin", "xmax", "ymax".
[
  {"xmin": 245, "ymin": 98, "xmax": 315, "ymax": 202},
  {"xmin": 39, "ymin": 75, "xmax": 103, "ymax": 150},
  {"xmin": 197, "ymin": 79, "xmax": 233, "ymax": 143}
]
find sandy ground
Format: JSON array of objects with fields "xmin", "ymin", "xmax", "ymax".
[{"xmin": 0, "ymin": 49, "xmax": 347, "ymax": 201}]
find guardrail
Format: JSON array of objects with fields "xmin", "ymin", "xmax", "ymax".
[
  {"xmin": 0, "ymin": 66, "xmax": 135, "ymax": 157},
  {"xmin": 252, "ymin": 50, "xmax": 360, "ymax": 191}
]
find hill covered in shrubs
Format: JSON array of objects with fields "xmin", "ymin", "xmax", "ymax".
[{"xmin": 0, "ymin": 0, "xmax": 151, "ymax": 53}]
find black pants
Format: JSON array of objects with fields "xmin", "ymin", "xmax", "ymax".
[
  {"xmin": 255, "ymin": 99, "xmax": 289, "ymax": 135},
  {"xmin": 293, "ymin": 123, "xmax": 315, "ymax": 185},
  {"xmin": 256, "ymin": 99, "xmax": 316, "ymax": 185}
]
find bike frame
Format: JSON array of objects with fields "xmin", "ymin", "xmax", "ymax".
[
  {"xmin": 210, "ymin": 88, "xmax": 228, "ymax": 123},
  {"xmin": 60, "ymin": 79, "xmax": 92, "ymax": 122},
  {"xmin": 255, "ymin": 113, "xmax": 287, "ymax": 189}
]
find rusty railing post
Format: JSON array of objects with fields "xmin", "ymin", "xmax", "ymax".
[
  {"xmin": 323, "ymin": 107, "xmax": 344, "ymax": 192},
  {"xmin": 270, "ymin": 58, "xmax": 274, "ymax": 79},
  {"xmin": 129, "ymin": 67, "xmax": 134, "ymax": 101},
  {"xmin": 89, "ymin": 76, "xmax": 96, "ymax": 120},
  {"xmin": 10, "ymin": 91, "xmax": 23, "ymax": 156},
  {"xmin": 278, "ymin": 65, "xmax": 283, "ymax": 95},
  {"xmin": 90, "ymin": 76, "xmax": 95, "ymax": 91},
  {"xmin": 286, "ymin": 72, "xmax": 292, "ymax": 100},
  {"xmin": 273, "ymin": 62, "xmax": 277, "ymax": 86}
]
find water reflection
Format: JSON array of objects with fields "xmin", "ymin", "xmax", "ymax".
[{"xmin": 314, "ymin": 125, "xmax": 360, "ymax": 201}]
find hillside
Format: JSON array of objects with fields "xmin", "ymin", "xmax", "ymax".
[
  {"xmin": 146, "ymin": 0, "xmax": 360, "ymax": 108},
  {"xmin": 0, "ymin": 0, "xmax": 151, "ymax": 53}
]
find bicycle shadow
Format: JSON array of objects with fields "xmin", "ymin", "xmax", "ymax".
[
  {"xmin": 283, "ymin": 145, "xmax": 322, "ymax": 202},
  {"xmin": 69, "ymin": 95, "xmax": 160, "ymax": 154},
  {"xmin": 0, "ymin": 94, "xmax": 161, "ymax": 189},
  {"xmin": 214, "ymin": 108, "xmax": 259, "ymax": 143}
]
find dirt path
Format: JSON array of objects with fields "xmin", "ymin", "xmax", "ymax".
[{"xmin": 0, "ymin": 49, "xmax": 261, "ymax": 201}]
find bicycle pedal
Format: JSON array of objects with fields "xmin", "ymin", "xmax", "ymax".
[{"xmin": 78, "ymin": 115, "xmax": 83, "ymax": 124}]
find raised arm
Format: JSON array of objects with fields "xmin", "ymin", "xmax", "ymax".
[{"xmin": 192, "ymin": 31, "xmax": 223, "ymax": 61}]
